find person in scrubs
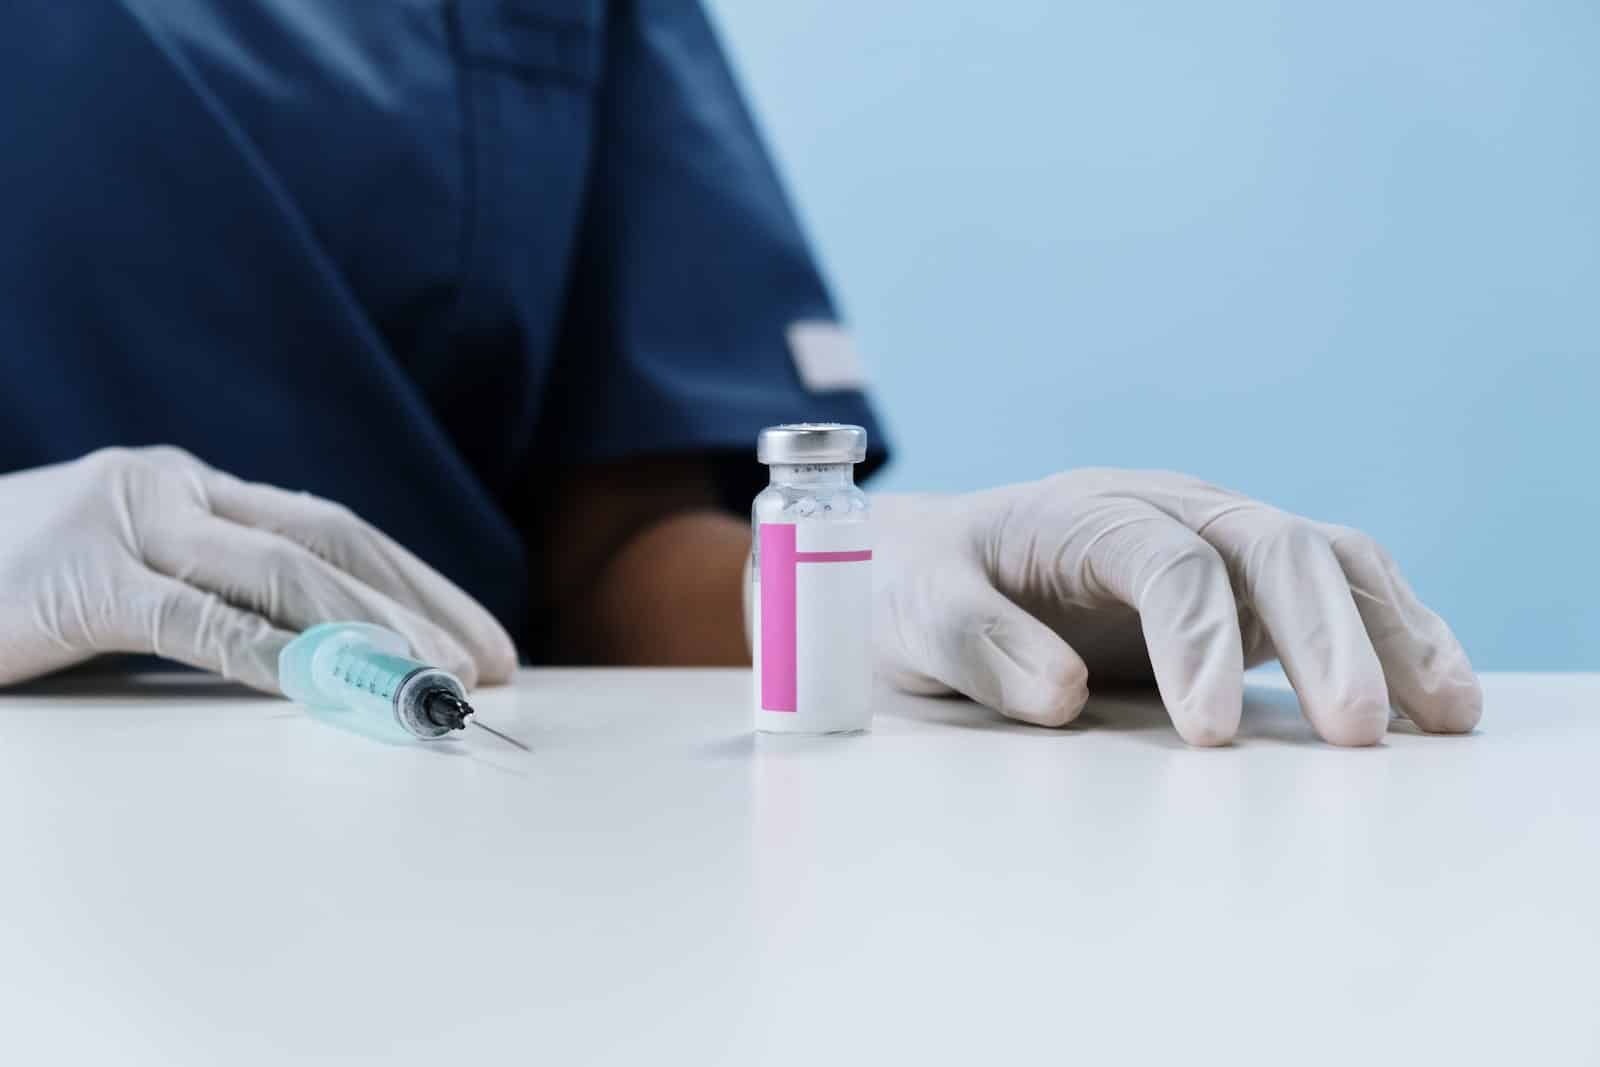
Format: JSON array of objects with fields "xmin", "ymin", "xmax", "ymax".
[{"xmin": 0, "ymin": 1, "xmax": 1481, "ymax": 745}]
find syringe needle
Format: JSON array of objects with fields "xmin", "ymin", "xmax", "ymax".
[{"xmin": 472, "ymin": 719, "xmax": 531, "ymax": 752}]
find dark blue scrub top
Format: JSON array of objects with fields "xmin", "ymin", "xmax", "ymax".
[{"xmin": 0, "ymin": 1, "xmax": 885, "ymax": 654}]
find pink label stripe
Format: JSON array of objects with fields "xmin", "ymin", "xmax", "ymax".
[
  {"xmin": 796, "ymin": 550, "xmax": 872, "ymax": 564},
  {"xmin": 759, "ymin": 524, "xmax": 798, "ymax": 712}
]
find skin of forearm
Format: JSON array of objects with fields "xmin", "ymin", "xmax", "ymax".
[
  {"xmin": 539, "ymin": 457, "xmax": 752, "ymax": 665},
  {"xmin": 586, "ymin": 511, "xmax": 751, "ymax": 665}
]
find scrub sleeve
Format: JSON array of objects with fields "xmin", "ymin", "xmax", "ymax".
[{"xmin": 534, "ymin": 0, "xmax": 890, "ymax": 508}]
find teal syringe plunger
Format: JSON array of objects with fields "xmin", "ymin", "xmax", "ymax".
[{"xmin": 279, "ymin": 622, "xmax": 475, "ymax": 740}]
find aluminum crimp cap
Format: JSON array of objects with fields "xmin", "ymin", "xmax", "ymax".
[{"xmin": 756, "ymin": 423, "xmax": 868, "ymax": 465}]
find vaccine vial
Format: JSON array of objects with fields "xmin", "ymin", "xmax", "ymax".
[{"xmin": 752, "ymin": 424, "xmax": 873, "ymax": 733}]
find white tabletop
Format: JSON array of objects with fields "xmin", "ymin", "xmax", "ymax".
[{"xmin": 1, "ymin": 669, "xmax": 1596, "ymax": 1065}]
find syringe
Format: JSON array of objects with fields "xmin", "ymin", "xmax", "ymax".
[{"xmin": 279, "ymin": 622, "xmax": 478, "ymax": 741}]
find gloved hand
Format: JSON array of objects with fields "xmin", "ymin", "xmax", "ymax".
[
  {"xmin": 0, "ymin": 447, "xmax": 516, "ymax": 693},
  {"xmin": 873, "ymin": 469, "xmax": 1481, "ymax": 746}
]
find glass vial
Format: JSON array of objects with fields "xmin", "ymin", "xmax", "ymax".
[{"xmin": 752, "ymin": 424, "xmax": 872, "ymax": 733}]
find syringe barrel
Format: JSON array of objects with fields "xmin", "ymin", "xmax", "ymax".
[{"xmin": 279, "ymin": 622, "xmax": 466, "ymax": 740}]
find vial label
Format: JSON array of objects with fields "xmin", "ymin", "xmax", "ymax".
[{"xmin": 755, "ymin": 520, "xmax": 873, "ymax": 732}]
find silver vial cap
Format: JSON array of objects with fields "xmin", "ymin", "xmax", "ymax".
[{"xmin": 757, "ymin": 423, "xmax": 868, "ymax": 465}]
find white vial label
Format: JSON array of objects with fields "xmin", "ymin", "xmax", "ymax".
[{"xmin": 754, "ymin": 520, "xmax": 872, "ymax": 733}]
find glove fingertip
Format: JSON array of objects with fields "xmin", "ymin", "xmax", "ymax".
[
  {"xmin": 999, "ymin": 658, "xmax": 1090, "ymax": 728},
  {"xmin": 1165, "ymin": 673, "xmax": 1243, "ymax": 748},
  {"xmin": 1313, "ymin": 696, "xmax": 1391, "ymax": 747},
  {"xmin": 477, "ymin": 629, "xmax": 519, "ymax": 686},
  {"xmin": 1404, "ymin": 670, "xmax": 1483, "ymax": 735},
  {"xmin": 235, "ymin": 639, "xmax": 291, "ymax": 696},
  {"xmin": 212, "ymin": 641, "xmax": 285, "ymax": 695},
  {"xmin": 1174, "ymin": 717, "xmax": 1238, "ymax": 747}
]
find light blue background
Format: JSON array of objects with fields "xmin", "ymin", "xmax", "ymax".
[{"xmin": 708, "ymin": 0, "xmax": 1598, "ymax": 670}]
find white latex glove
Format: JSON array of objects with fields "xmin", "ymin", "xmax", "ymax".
[
  {"xmin": 874, "ymin": 469, "xmax": 1481, "ymax": 746},
  {"xmin": 0, "ymin": 447, "xmax": 516, "ymax": 693}
]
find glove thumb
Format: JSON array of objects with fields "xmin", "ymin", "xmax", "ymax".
[
  {"xmin": 137, "ymin": 574, "xmax": 294, "ymax": 693},
  {"xmin": 882, "ymin": 574, "xmax": 1090, "ymax": 727}
]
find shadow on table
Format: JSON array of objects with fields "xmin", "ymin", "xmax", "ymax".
[
  {"xmin": 0, "ymin": 661, "xmax": 264, "ymax": 702},
  {"xmin": 879, "ymin": 683, "xmax": 1327, "ymax": 748}
]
